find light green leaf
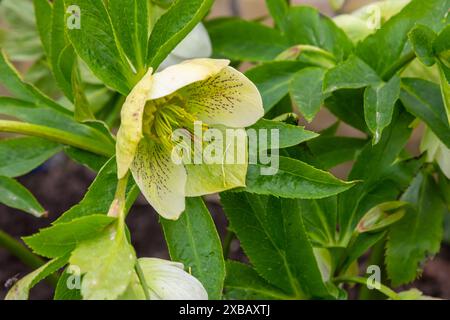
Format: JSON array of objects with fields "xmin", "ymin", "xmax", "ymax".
[
  {"xmin": 364, "ymin": 75, "xmax": 401, "ymax": 144},
  {"xmin": 5, "ymin": 255, "xmax": 68, "ymax": 300},
  {"xmin": 245, "ymin": 156, "xmax": 355, "ymax": 199},
  {"xmin": 246, "ymin": 61, "xmax": 307, "ymax": 113},
  {"xmin": 208, "ymin": 19, "xmax": 289, "ymax": 62},
  {"xmin": 70, "ymin": 223, "xmax": 136, "ymax": 300},
  {"xmin": 386, "ymin": 172, "xmax": 445, "ymax": 286},
  {"xmin": 64, "ymin": 0, "xmax": 133, "ymax": 95},
  {"xmin": 161, "ymin": 197, "xmax": 225, "ymax": 300},
  {"xmin": 0, "ymin": 137, "xmax": 61, "ymax": 177},
  {"xmin": 0, "ymin": 176, "xmax": 45, "ymax": 217},
  {"xmin": 54, "ymin": 267, "xmax": 82, "ymax": 300},
  {"xmin": 265, "ymin": 0, "xmax": 288, "ymax": 29},
  {"xmin": 323, "ymin": 55, "xmax": 381, "ymax": 94},
  {"xmin": 290, "ymin": 67, "xmax": 326, "ymax": 122},
  {"xmin": 23, "ymin": 215, "xmax": 116, "ymax": 258},
  {"xmin": 224, "ymin": 261, "xmax": 291, "ymax": 300},
  {"xmin": 400, "ymin": 78, "xmax": 450, "ymax": 148},
  {"xmin": 220, "ymin": 194, "xmax": 331, "ymax": 298},
  {"xmin": 33, "ymin": 0, "xmax": 52, "ymax": 57},
  {"xmin": 147, "ymin": 0, "xmax": 214, "ymax": 69}
]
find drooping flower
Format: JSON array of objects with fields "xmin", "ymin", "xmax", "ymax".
[
  {"xmin": 116, "ymin": 58, "xmax": 264, "ymax": 219},
  {"xmin": 120, "ymin": 258, "xmax": 208, "ymax": 300}
]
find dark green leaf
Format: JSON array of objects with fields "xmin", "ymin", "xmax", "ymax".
[
  {"xmin": 400, "ymin": 78, "xmax": 450, "ymax": 148},
  {"xmin": 147, "ymin": 0, "xmax": 214, "ymax": 69},
  {"xmin": 161, "ymin": 197, "xmax": 225, "ymax": 300},
  {"xmin": 33, "ymin": 0, "xmax": 52, "ymax": 57},
  {"xmin": 408, "ymin": 25, "xmax": 437, "ymax": 66},
  {"xmin": 64, "ymin": 147, "xmax": 108, "ymax": 172},
  {"xmin": 0, "ymin": 176, "xmax": 46, "ymax": 217},
  {"xmin": 0, "ymin": 137, "xmax": 61, "ymax": 177},
  {"xmin": 290, "ymin": 67, "xmax": 325, "ymax": 122},
  {"xmin": 364, "ymin": 75, "xmax": 401, "ymax": 144},
  {"xmin": 64, "ymin": 0, "xmax": 133, "ymax": 94},
  {"xmin": 245, "ymin": 156, "xmax": 355, "ymax": 199},
  {"xmin": 54, "ymin": 267, "xmax": 82, "ymax": 300},
  {"xmin": 265, "ymin": 0, "xmax": 288, "ymax": 29},
  {"xmin": 323, "ymin": 55, "xmax": 381, "ymax": 94},
  {"xmin": 220, "ymin": 193, "xmax": 331, "ymax": 298},
  {"xmin": 245, "ymin": 61, "xmax": 307, "ymax": 113},
  {"xmin": 386, "ymin": 172, "xmax": 445, "ymax": 286},
  {"xmin": 208, "ymin": 19, "xmax": 289, "ymax": 62},
  {"xmin": 224, "ymin": 261, "xmax": 291, "ymax": 300}
]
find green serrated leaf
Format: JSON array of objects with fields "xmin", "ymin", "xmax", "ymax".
[
  {"xmin": 245, "ymin": 61, "xmax": 308, "ymax": 113},
  {"xmin": 364, "ymin": 75, "xmax": 401, "ymax": 144},
  {"xmin": 386, "ymin": 172, "xmax": 445, "ymax": 286},
  {"xmin": 290, "ymin": 67, "xmax": 326, "ymax": 122},
  {"xmin": 5, "ymin": 255, "xmax": 69, "ymax": 300},
  {"xmin": 224, "ymin": 261, "xmax": 292, "ymax": 300},
  {"xmin": 247, "ymin": 118, "xmax": 318, "ymax": 150},
  {"xmin": 400, "ymin": 78, "xmax": 450, "ymax": 148},
  {"xmin": 0, "ymin": 176, "xmax": 46, "ymax": 217},
  {"xmin": 23, "ymin": 215, "xmax": 116, "ymax": 258},
  {"xmin": 323, "ymin": 55, "xmax": 381, "ymax": 94},
  {"xmin": 0, "ymin": 137, "xmax": 61, "ymax": 177},
  {"xmin": 160, "ymin": 197, "xmax": 225, "ymax": 300},
  {"xmin": 208, "ymin": 19, "xmax": 289, "ymax": 62},
  {"xmin": 70, "ymin": 222, "xmax": 136, "ymax": 300},
  {"xmin": 147, "ymin": 0, "xmax": 214, "ymax": 69},
  {"xmin": 220, "ymin": 193, "xmax": 331, "ymax": 298},
  {"xmin": 245, "ymin": 156, "xmax": 355, "ymax": 199}
]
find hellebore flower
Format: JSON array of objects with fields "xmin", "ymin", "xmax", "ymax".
[
  {"xmin": 159, "ymin": 23, "xmax": 212, "ymax": 70},
  {"xmin": 121, "ymin": 258, "xmax": 208, "ymax": 300},
  {"xmin": 421, "ymin": 127, "xmax": 450, "ymax": 179},
  {"xmin": 116, "ymin": 58, "xmax": 264, "ymax": 219},
  {"xmin": 333, "ymin": 0, "xmax": 410, "ymax": 43}
]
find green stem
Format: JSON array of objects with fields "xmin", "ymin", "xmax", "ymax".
[
  {"xmin": 0, "ymin": 120, "xmax": 113, "ymax": 157},
  {"xmin": 333, "ymin": 276, "xmax": 400, "ymax": 300},
  {"xmin": 135, "ymin": 262, "xmax": 151, "ymax": 300},
  {"xmin": 382, "ymin": 51, "xmax": 416, "ymax": 80},
  {"xmin": 0, "ymin": 230, "xmax": 58, "ymax": 286},
  {"xmin": 107, "ymin": 172, "xmax": 129, "ymax": 221}
]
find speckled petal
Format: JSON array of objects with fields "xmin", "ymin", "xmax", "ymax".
[
  {"xmin": 182, "ymin": 66, "xmax": 264, "ymax": 128},
  {"xmin": 131, "ymin": 139, "xmax": 187, "ymax": 220},
  {"xmin": 185, "ymin": 126, "xmax": 248, "ymax": 196},
  {"xmin": 116, "ymin": 68, "xmax": 153, "ymax": 179},
  {"xmin": 148, "ymin": 58, "xmax": 229, "ymax": 100}
]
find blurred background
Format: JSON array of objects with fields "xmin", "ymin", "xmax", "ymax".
[{"xmin": 0, "ymin": 0, "xmax": 448, "ymax": 300}]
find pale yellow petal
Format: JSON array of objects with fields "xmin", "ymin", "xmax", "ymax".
[
  {"xmin": 131, "ymin": 139, "xmax": 187, "ymax": 220},
  {"xmin": 116, "ymin": 68, "xmax": 153, "ymax": 178},
  {"xmin": 183, "ymin": 66, "xmax": 264, "ymax": 128},
  {"xmin": 148, "ymin": 58, "xmax": 229, "ymax": 100}
]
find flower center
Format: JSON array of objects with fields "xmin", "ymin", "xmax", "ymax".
[{"xmin": 142, "ymin": 95, "xmax": 198, "ymax": 150}]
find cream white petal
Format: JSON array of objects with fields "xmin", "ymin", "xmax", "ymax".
[
  {"xmin": 116, "ymin": 68, "xmax": 153, "ymax": 179},
  {"xmin": 171, "ymin": 23, "xmax": 212, "ymax": 59},
  {"xmin": 148, "ymin": 58, "xmax": 230, "ymax": 100},
  {"xmin": 139, "ymin": 258, "xmax": 208, "ymax": 300},
  {"xmin": 131, "ymin": 139, "xmax": 187, "ymax": 220},
  {"xmin": 182, "ymin": 66, "xmax": 264, "ymax": 128}
]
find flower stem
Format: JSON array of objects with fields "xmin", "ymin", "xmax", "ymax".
[
  {"xmin": 333, "ymin": 276, "xmax": 400, "ymax": 300},
  {"xmin": 0, "ymin": 120, "xmax": 113, "ymax": 157},
  {"xmin": 381, "ymin": 51, "xmax": 416, "ymax": 80},
  {"xmin": 135, "ymin": 261, "xmax": 151, "ymax": 300}
]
